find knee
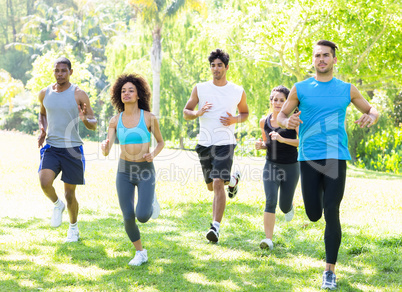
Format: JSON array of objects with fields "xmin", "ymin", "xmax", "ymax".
[
  {"xmin": 265, "ymin": 200, "xmax": 276, "ymax": 213},
  {"xmin": 64, "ymin": 190, "xmax": 76, "ymax": 204},
  {"xmin": 135, "ymin": 206, "xmax": 152, "ymax": 223},
  {"xmin": 213, "ymin": 179, "xmax": 224, "ymax": 191},
  {"xmin": 306, "ymin": 211, "xmax": 322, "ymax": 222},
  {"xmin": 39, "ymin": 177, "xmax": 52, "ymax": 191},
  {"xmin": 136, "ymin": 212, "xmax": 151, "ymax": 223}
]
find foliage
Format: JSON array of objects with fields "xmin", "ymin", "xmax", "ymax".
[
  {"xmin": 1, "ymin": 108, "xmax": 37, "ymax": 134},
  {"xmin": 355, "ymin": 128, "xmax": 402, "ymax": 173},
  {"xmin": 0, "ymin": 69, "xmax": 25, "ymax": 112},
  {"xmin": 26, "ymin": 46, "xmax": 97, "ymax": 102}
]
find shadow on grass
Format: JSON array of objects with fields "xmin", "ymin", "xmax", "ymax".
[{"xmin": 0, "ymin": 202, "xmax": 401, "ymax": 291}]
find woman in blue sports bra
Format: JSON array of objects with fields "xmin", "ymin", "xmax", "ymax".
[{"xmin": 101, "ymin": 73, "xmax": 164, "ymax": 266}]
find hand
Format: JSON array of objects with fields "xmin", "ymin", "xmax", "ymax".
[
  {"xmin": 269, "ymin": 131, "xmax": 284, "ymax": 143},
  {"xmin": 220, "ymin": 112, "xmax": 236, "ymax": 126},
  {"xmin": 355, "ymin": 113, "xmax": 375, "ymax": 128},
  {"xmin": 196, "ymin": 102, "xmax": 212, "ymax": 117},
  {"xmin": 255, "ymin": 138, "xmax": 264, "ymax": 150},
  {"xmin": 78, "ymin": 103, "xmax": 87, "ymax": 121},
  {"xmin": 38, "ymin": 126, "xmax": 46, "ymax": 148},
  {"xmin": 143, "ymin": 152, "xmax": 154, "ymax": 162},
  {"xmin": 287, "ymin": 111, "xmax": 302, "ymax": 129},
  {"xmin": 101, "ymin": 139, "xmax": 110, "ymax": 156}
]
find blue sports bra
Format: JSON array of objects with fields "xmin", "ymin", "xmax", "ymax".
[{"xmin": 116, "ymin": 110, "xmax": 151, "ymax": 145}]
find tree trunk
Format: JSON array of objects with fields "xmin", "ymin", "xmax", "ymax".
[
  {"xmin": 6, "ymin": 0, "xmax": 17, "ymax": 42},
  {"xmin": 151, "ymin": 27, "xmax": 162, "ymax": 118}
]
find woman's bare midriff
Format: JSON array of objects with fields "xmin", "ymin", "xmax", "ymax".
[{"xmin": 119, "ymin": 143, "xmax": 150, "ymax": 162}]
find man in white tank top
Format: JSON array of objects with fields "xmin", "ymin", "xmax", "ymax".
[
  {"xmin": 183, "ymin": 49, "xmax": 249, "ymax": 243},
  {"xmin": 37, "ymin": 57, "xmax": 97, "ymax": 243}
]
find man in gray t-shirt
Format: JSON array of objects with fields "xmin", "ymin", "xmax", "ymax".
[{"xmin": 37, "ymin": 57, "xmax": 97, "ymax": 243}]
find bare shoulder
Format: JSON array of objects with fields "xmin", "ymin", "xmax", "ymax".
[
  {"xmin": 75, "ymin": 86, "xmax": 89, "ymax": 97},
  {"xmin": 350, "ymin": 84, "xmax": 362, "ymax": 100},
  {"xmin": 38, "ymin": 88, "xmax": 47, "ymax": 101},
  {"xmin": 259, "ymin": 116, "xmax": 266, "ymax": 127},
  {"xmin": 144, "ymin": 110, "xmax": 157, "ymax": 121},
  {"xmin": 109, "ymin": 114, "xmax": 119, "ymax": 128}
]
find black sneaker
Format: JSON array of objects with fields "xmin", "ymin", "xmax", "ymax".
[
  {"xmin": 321, "ymin": 270, "xmax": 337, "ymax": 290},
  {"xmin": 206, "ymin": 224, "xmax": 219, "ymax": 243},
  {"xmin": 228, "ymin": 171, "xmax": 241, "ymax": 198}
]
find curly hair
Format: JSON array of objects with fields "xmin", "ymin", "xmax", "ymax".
[
  {"xmin": 270, "ymin": 85, "xmax": 290, "ymax": 100},
  {"xmin": 110, "ymin": 73, "xmax": 151, "ymax": 113},
  {"xmin": 208, "ymin": 48, "xmax": 230, "ymax": 67}
]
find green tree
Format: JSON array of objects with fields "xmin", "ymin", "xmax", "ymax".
[
  {"xmin": 0, "ymin": 68, "xmax": 24, "ymax": 112},
  {"xmin": 127, "ymin": 0, "xmax": 205, "ymax": 118},
  {"xmin": 26, "ymin": 46, "xmax": 96, "ymax": 101}
]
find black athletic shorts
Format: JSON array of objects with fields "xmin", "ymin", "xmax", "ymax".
[
  {"xmin": 38, "ymin": 144, "xmax": 85, "ymax": 185},
  {"xmin": 195, "ymin": 144, "xmax": 235, "ymax": 184}
]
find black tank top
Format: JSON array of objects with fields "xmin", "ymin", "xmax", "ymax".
[{"xmin": 264, "ymin": 114, "xmax": 298, "ymax": 164}]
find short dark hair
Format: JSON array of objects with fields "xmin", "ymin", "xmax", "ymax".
[
  {"xmin": 110, "ymin": 73, "xmax": 151, "ymax": 113},
  {"xmin": 54, "ymin": 57, "xmax": 72, "ymax": 70},
  {"xmin": 208, "ymin": 49, "xmax": 229, "ymax": 67},
  {"xmin": 315, "ymin": 40, "xmax": 338, "ymax": 57},
  {"xmin": 270, "ymin": 85, "xmax": 290, "ymax": 100}
]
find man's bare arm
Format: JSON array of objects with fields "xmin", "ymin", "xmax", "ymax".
[{"xmin": 277, "ymin": 86, "xmax": 302, "ymax": 129}]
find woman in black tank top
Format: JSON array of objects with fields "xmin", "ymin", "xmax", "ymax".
[{"xmin": 255, "ymin": 86, "xmax": 300, "ymax": 250}]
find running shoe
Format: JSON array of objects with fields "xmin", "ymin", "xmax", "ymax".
[
  {"xmin": 321, "ymin": 270, "xmax": 337, "ymax": 290},
  {"xmin": 64, "ymin": 228, "xmax": 79, "ymax": 243},
  {"xmin": 206, "ymin": 224, "xmax": 219, "ymax": 243},
  {"xmin": 284, "ymin": 206, "xmax": 295, "ymax": 222},
  {"xmin": 228, "ymin": 171, "xmax": 241, "ymax": 198},
  {"xmin": 260, "ymin": 238, "xmax": 274, "ymax": 250},
  {"xmin": 129, "ymin": 249, "xmax": 148, "ymax": 266},
  {"xmin": 151, "ymin": 193, "xmax": 160, "ymax": 219},
  {"xmin": 50, "ymin": 201, "xmax": 65, "ymax": 227}
]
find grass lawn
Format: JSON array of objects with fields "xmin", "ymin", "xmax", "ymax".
[{"xmin": 0, "ymin": 131, "xmax": 401, "ymax": 291}]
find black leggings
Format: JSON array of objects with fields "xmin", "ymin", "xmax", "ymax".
[
  {"xmin": 300, "ymin": 159, "xmax": 347, "ymax": 264},
  {"xmin": 116, "ymin": 159, "xmax": 155, "ymax": 242},
  {"xmin": 263, "ymin": 160, "xmax": 299, "ymax": 214}
]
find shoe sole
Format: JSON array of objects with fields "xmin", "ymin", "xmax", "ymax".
[
  {"xmin": 260, "ymin": 242, "xmax": 273, "ymax": 250},
  {"xmin": 206, "ymin": 230, "xmax": 219, "ymax": 243}
]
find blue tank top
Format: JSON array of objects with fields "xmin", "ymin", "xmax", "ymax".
[
  {"xmin": 295, "ymin": 77, "xmax": 351, "ymax": 161},
  {"xmin": 116, "ymin": 110, "xmax": 151, "ymax": 145}
]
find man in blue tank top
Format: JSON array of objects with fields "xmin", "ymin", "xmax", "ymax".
[
  {"xmin": 37, "ymin": 57, "xmax": 97, "ymax": 243},
  {"xmin": 278, "ymin": 40, "xmax": 379, "ymax": 290}
]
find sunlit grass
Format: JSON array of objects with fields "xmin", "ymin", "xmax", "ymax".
[{"xmin": 0, "ymin": 131, "xmax": 401, "ymax": 291}]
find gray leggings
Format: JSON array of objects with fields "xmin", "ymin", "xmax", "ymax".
[
  {"xmin": 263, "ymin": 160, "xmax": 299, "ymax": 213},
  {"xmin": 116, "ymin": 159, "xmax": 155, "ymax": 242}
]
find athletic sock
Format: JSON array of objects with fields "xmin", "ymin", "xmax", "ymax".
[
  {"xmin": 69, "ymin": 222, "xmax": 78, "ymax": 231},
  {"xmin": 212, "ymin": 221, "xmax": 220, "ymax": 233},
  {"xmin": 54, "ymin": 199, "xmax": 63, "ymax": 207},
  {"xmin": 228, "ymin": 174, "xmax": 237, "ymax": 187}
]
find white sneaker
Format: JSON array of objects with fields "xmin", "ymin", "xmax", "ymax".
[
  {"xmin": 129, "ymin": 249, "xmax": 148, "ymax": 266},
  {"xmin": 64, "ymin": 229, "xmax": 79, "ymax": 243},
  {"xmin": 50, "ymin": 201, "xmax": 65, "ymax": 227},
  {"xmin": 228, "ymin": 171, "xmax": 241, "ymax": 198},
  {"xmin": 151, "ymin": 194, "xmax": 160, "ymax": 219},
  {"xmin": 321, "ymin": 270, "xmax": 337, "ymax": 290},
  {"xmin": 285, "ymin": 206, "xmax": 295, "ymax": 222},
  {"xmin": 260, "ymin": 238, "xmax": 274, "ymax": 250}
]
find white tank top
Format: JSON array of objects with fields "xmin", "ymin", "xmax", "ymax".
[{"xmin": 197, "ymin": 81, "xmax": 244, "ymax": 146}]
